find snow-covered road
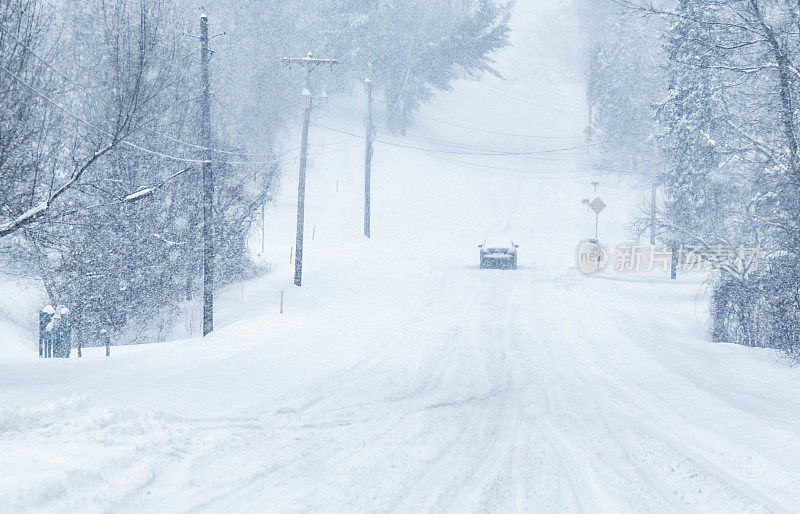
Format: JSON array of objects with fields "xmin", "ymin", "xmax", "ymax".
[
  {"xmin": 3, "ymin": 3, "xmax": 800, "ymax": 511},
  {"xmin": 4, "ymin": 231, "xmax": 800, "ymax": 512},
  {"xmin": 123, "ymin": 262, "xmax": 800, "ymax": 513}
]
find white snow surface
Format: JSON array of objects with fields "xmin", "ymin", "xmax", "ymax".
[{"xmin": 3, "ymin": 4, "xmax": 800, "ymax": 512}]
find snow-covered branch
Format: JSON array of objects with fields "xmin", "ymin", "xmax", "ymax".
[{"xmin": 0, "ymin": 141, "xmax": 117, "ymax": 238}]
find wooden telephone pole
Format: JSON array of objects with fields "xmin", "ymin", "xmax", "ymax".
[
  {"xmin": 282, "ymin": 53, "xmax": 338, "ymax": 287},
  {"xmin": 364, "ymin": 64, "xmax": 374, "ymax": 238},
  {"xmin": 200, "ymin": 13, "xmax": 214, "ymax": 336},
  {"xmin": 650, "ymin": 184, "xmax": 657, "ymax": 246},
  {"xmin": 651, "ymin": 145, "xmax": 658, "ymax": 246}
]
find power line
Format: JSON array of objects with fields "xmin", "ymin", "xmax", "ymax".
[
  {"xmin": 0, "ymin": 21, "xmax": 279, "ymax": 159},
  {"xmin": 308, "ymin": 121, "xmax": 643, "ymax": 179},
  {"xmin": 411, "ymin": 112, "xmax": 584, "ymax": 139},
  {"xmin": 435, "ymin": 154, "xmax": 647, "ymax": 176},
  {"xmin": 423, "ymin": 152, "xmax": 603, "ymax": 179},
  {"xmin": 310, "ymin": 136, "xmax": 359, "ymax": 148},
  {"xmin": 14, "ymin": 138, "xmax": 361, "ymax": 227},
  {"xmin": 232, "ymin": 142, "xmax": 363, "ymax": 190},
  {"xmin": 380, "ymin": 137, "xmax": 601, "ymax": 156},
  {"xmin": 476, "ymin": 80, "xmax": 586, "ymax": 110},
  {"xmin": 311, "ymin": 122, "xmax": 600, "ymax": 156},
  {"xmin": 471, "ymin": 82, "xmax": 586, "ymax": 118},
  {"xmin": 385, "ymin": 59, "xmax": 413, "ymax": 124},
  {"xmin": 498, "ymin": 70, "xmax": 586, "ymax": 104},
  {"xmin": 421, "ymin": 147, "xmax": 647, "ymax": 179},
  {"xmin": 380, "ymin": 131, "xmax": 589, "ymax": 156},
  {"xmin": 0, "ymin": 61, "xmax": 283, "ymax": 165}
]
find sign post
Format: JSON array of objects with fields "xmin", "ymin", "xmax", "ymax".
[
  {"xmin": 589, "ymin": 197, "xmax": 606, "ymax": 240},
  {"xmin": 583, "ymin": 125, "xmax": 595, "ymax": 143}
]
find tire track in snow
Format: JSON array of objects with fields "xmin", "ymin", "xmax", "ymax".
[
  {"xmin": 534, "ymin": 284, "xmax": 793, "ymax": 512},
  {"xmin": 574, "ymin": 288, "xmax": 796, "ymax": 511},
  {"xmin": 169, "ymin": 314, "xmax": 501, "ymax": 511}
]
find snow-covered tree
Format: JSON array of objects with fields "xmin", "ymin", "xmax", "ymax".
[{"xmin": 582, "ymin": 0, "xmax": 800, "ymax": 358}]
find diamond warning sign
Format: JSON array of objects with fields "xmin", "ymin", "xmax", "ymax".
[{"xmin": 589, "ymin": 197, "xmax": 606, "ymax": 214}]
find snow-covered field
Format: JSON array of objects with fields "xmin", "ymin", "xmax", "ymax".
[{"xmin": 3, "ymin": 4, "xmax": 800, "ymax": 513}]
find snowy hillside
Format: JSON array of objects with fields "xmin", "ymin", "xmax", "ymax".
[{"xmin": 2, "ymin": 1, "xmax": 800, "ymax": 512}]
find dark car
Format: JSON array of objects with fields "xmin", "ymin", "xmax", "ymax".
[{"xmin": 479, "ymin": 239, "xmax": 519, "ymax": 269}]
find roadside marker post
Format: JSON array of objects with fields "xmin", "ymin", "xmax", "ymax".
[{"xmin": 102, "ymin": 329, "xmax": 111, "ymax": 357}]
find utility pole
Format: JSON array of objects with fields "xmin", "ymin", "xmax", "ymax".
[
  {"xmin": 651, "ymin": 144, "xmax": 659, "ymax": 246},
  {"xmin": 200, "ymin": 13, "xmax": 214, "ymax": 336},
  {"xmin": 364, "ymin": 63, "xmax": 374, "ymax": 238},
  {"xmin": 595, "ymin": 213, "xmax": 599, "ymax": 240},
  {"xmin": 261, "ymin": 202, "xmax": 266, "ymax": 256},
  {"xmin": 650, "ymin": 184, "xmax": 657, "ymax": 245},
  {"xmin": 282, "ymin": 53, "xmax": 338, "ymax": 287}
]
